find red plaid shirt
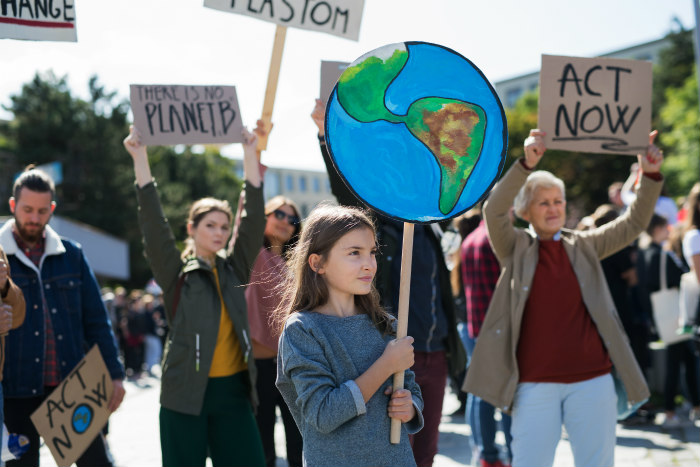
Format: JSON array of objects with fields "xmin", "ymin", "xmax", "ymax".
[
  {"xmin": 460, "ymin": 221, "xmax": 501, "ymax": 338},
  {"xmin": 12, "ymin": 230, "xmax": 61, "ymax": 386}
]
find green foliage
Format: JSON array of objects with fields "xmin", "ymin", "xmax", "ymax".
[
  {"xmin": 659, "ymin": 71, "xmax": 700, "ymax": 199},
  {"xmin": 0, "ymin": 72, "xmax": 243, "ymax": 287}
]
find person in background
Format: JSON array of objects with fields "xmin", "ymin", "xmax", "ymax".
[
  {"xmin": 1, "ymin": 167, "xmax": 125, "ymax": 467},
  {"xmin": 461, "ymin": 207, "xmax": 513, "ymax": 467},
  {"xmin": 0, "ymin": 246, "xmax": 26, "ymax": 455},
  {"xmin": 124, "ymin": 123, "xmax": 266, "ymax": 467},
  {"xmin": 464, "ymin": 129, "xmax": 663, "ymax": 467},
  {"xmin": 637, "ymin": 214, "xmax": 700, "ymax": 427},
  {"xmin": 448, "ymin": 209, "xmax": 482, "ymax": 417},
  {"xmin": 246, "ymin": 195, "xmax": 303, "ymax": 467}
]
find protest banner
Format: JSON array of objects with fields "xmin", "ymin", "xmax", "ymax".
[
  {"xmin": 325, "ymin": 42, "xmax": 506, "ymax": 443},
  {"xmin": 320, "ymin": 60, "xmax": 349, "ymax": 102},
  {"xmin": 204, "ymin": 0, "xmax": 365, "ymax": 41},
  {"xmin": 0, "ymin": 0, "xmax": 77, "ymax": 42},
  {"xmin": 204, "ymin": 1, "xmax": 365, "ymax": 152},
  {"xmin": 130, "ymin": 84, "xmax": 244, "ymax": 146},
  {"xmin": 538, "ymin": 54, "xmax": 652, "ymax": 155},
  {"xmin": 30, "ymin": 346, "xmax": 113, "ymax": 467}
]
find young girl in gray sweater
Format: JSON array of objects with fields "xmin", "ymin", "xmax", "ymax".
[{"xmin": 275, "ymin": 204, "xmax": 424, "ymax": 467}]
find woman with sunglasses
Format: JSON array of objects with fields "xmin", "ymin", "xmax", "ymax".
[{"xmin": 246, "ymin": 196, "xmax": 303, "ymax": 467}]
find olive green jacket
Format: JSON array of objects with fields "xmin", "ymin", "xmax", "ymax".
[
  {"xmin": 463, "ymin": 160, "xmax": 661, "ymax": 413},
  {"xmin": 136, "ymin": 181, "xmax": 265, "ymax": 416}
]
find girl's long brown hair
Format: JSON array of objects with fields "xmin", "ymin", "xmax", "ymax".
[{"xmin": 275, "ymin": 203, "xmax": 393, "ymax": 335}]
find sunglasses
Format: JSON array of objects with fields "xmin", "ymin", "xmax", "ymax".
[{"xmin": 272, "ymin": 209, "xmax": 300, "ymax": 226}]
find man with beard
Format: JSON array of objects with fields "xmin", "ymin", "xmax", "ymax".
[{"xmin": 0, "ymin": 167, "xmax": 125, "ymax": 467}]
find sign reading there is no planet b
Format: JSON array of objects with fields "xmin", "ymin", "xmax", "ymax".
[
  {"xmin": 0, "ymin": 0, "xmax": 77, "ymax": 42},
  {"xmin": 538, "ymin": 54, "xmax": 652, "ymax": 155},
  {"xmin": 130, "ymin": 84, "xmax": 244, "ymax": 146}
]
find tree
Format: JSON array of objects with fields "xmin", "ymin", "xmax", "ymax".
[
  {"xmin": 659, "ymin": 71, "xmax": 699, "ymax": 198},
  {"xmin": 0, "ymin": 72, "xmax": 244, "ymax": 287}
]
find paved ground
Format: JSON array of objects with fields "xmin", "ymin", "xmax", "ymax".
[{"xmin": 35, "ymin": 375, "xmax": 699, "ymax": 466}]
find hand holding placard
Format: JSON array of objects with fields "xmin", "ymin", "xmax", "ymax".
[
  {"xmin": 638, "ymin": 130, "xmax": 664, "ymax": 173},
  {"xmin": 523, "ymin": 129, "xmax": 547, "ymax": 169}
]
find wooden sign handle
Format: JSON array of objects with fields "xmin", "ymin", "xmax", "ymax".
[
  {"xmin": 390, "ymin": 222, "xmax": 414, "ymax": 444},
  {"xmin": 256, "ymin": 25, "xmax": 287, "ymax": 154}
]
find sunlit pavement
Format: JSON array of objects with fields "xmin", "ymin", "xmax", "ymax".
[{"xmin": 36, "ymin": 375, "xmax": 699, "ymax": 466}]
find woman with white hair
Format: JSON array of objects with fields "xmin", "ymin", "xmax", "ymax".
[{"xmin": 463, "ymin": 129, "xmax": 664, "ymax": 467}]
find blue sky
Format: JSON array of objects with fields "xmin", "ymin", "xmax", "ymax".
[{"xmin": 1, "ymin": 0, "xmax": 696, "ymax": 170}]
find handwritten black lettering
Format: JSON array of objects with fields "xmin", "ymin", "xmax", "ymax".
[
  {"xmin": 63, "ymin": 0, "xmax": 73, "ymax": 21},
  {"xmin": 310, "ymin": 1, "xmax": 331, "ymax": 25},
  {"xmin": 555, "ymin": 102, "xmax": 580, "ymax": 137},
  {"xmin": 1, "ymin": 0, "xmax": 17, "ymax": 16},
  {"xmin": 558, "ymin": 64, "xmax": 583, "ymax": 98},
  {"xmin": 83, "ymin": 374, "xmax": 108, "ymax": 407},
  {"xmin": 605, "ymin": 104, "xmax": 641, "ymax": 133},
  {"xmin": 580, "ymin": 106, "xmax": 604, "ymax": 133},
  {"xmin": 259, "ymin": 0, "xmax": 273, "ymax": 17},
  {"xmin": 605, "ymin": 66, "xmax": 632, "ymax": 102},
  {"xmin": 70, "ymin": 360, "xmax": 88, "ymax": 390},
  {"xmin": 52, "ymin": 425, "xmax": 72, "ymax": 459},
  {"xmin": 583, "ymin": 65, "xmax": 602, "ymax": 97},
  {"xmin": 280, "ymin": 0, "xmax": 293, "ymax": 21},
  {"xmin": 333, "ymin": 6, "xmax": 348, "ymax": 33},
  {"xmin": 218, "ymin": 101, "xmax": 237, "ymax": 135},
  {"xmin": 46, "ymin": 399, "xmax": 64, "ymax": 429}
]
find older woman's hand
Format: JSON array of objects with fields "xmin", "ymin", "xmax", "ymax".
[
  {"xmin": 523, "ymin": 129, "xmax": 546, "ymax": 169},
  {"xmin": 639, "ymin": 130, "xmax": 663, "ymax": 174}
]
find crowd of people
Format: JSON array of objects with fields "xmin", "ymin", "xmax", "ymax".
[{"xmin": 0, "ymin": 99, "xmax": 698, "ymax": 467}]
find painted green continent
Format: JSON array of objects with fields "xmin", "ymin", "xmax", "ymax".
[
  {"xmin": 336, "ymin": 49, "xmax": 486, "ymax": 215},
  {"xmin": 405, "ymin": 98, "xmax": 485, "ymax": 214}
]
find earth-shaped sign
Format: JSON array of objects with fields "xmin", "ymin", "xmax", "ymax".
[{"xmin": 325, "ymin": 42, "xmax": 507, "ymax": 223}]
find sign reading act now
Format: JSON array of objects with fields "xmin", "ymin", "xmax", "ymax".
[
  {"xmin": 30, "ymin": 346, "xmax": 114, "ymax": 467},
  {"xmin": 538, "ymin": 54, "xmax": 652, "ymax": 155}
]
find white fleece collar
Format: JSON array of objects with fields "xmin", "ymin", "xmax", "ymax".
[{"xmin": 0, "ymin": 219, "xmax": 66, "ymax": 271}]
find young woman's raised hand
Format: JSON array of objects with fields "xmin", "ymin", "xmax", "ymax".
[{"xmin": 123, "ymin": 126, "xmax": 153, "ymax": 188}]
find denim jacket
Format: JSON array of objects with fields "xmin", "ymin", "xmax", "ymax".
[{"xmin": 0, "ymin": 220, "xmax": 124, "ymax": 397}]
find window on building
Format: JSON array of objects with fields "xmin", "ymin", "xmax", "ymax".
[
  {"xmin": 285, "ymin": 174, "xmax": 294, "ymax": 192},
  {"xmin": 312, "ymin": 177, "xmax": 321, "ymax": 193},
  {"xmin": 299, "ymin": 176, "xmax": 307, "ymax": 193}
]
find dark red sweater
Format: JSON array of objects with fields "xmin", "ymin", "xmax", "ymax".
[{"xmin": 517, "ymin": 239, "xmax": 612, "ymax": 383}]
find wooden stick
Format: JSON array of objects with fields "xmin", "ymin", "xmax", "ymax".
[
  {"xmin": 390, "ymin": 222, "xmax": 415, "ymax": 444},
  {"xmin": 256, "ymin": 25, "xmax": 287, "ymax": 154}
]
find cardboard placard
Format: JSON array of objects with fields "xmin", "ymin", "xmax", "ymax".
[
  {"xmin": 0, "ymin": 0, "xmax": 77, "ymax": 42},
  {"xmin": 130, "ymin": 84, "xmax": 244, "ymax": 146},
  {"xmin": 204, "ymin": 0, "xmax": 365, "ymax": 41},
  {"xmin": 538, "ymin": 54, "xmax": 652, "ymax": 155},
  {"xmin": 320, "ymin": 60, "xmax": 349, "ymax": 102},
  {"xmin": 30, "ymin": 346, "xmax": 114, "ymax": 467}
]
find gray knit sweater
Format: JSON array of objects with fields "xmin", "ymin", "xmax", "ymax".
[{"xmin": 276, "ymin": 311, "xmax": 424, "ymax": 467}]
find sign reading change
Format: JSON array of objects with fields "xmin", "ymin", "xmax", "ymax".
[
  {"xmin": 30, "ymin": 346, "xmax": 114, "ymax": 467},
  {"xmin": 204, "ymin": 0, "xmax": 365, "ymax": 41},
  {"xmin": 0, "ymin": 0, "xmax": 77, "ymax": 42},
  {"xmin": 130, "ymin": 84, "xmax": 244, "ymax": 146},
  {"xmin": 538, "ymin": 54, "xmax": 652, "ymax": 155}
]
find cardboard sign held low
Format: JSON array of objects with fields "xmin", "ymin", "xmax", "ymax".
[
  {"xmin": 30, "ymin": 346, "xmax": 114, "ymax": 467},
  {"xmin": 538, "ymin": 54, "xmax": 652, "ymax": 155},
  {"xmin": 130, "ymin": 84, "xmax": 244, "ymax": 146}
]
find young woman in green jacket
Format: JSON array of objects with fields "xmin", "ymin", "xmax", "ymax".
[{"xmin": 124, "ymin": 124, "xmax": 266, "ymax": 467}]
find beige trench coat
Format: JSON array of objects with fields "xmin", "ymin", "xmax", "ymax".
[{"xmin": 463, "ymin": 160, "xmax": 661, "ymax": 413}]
